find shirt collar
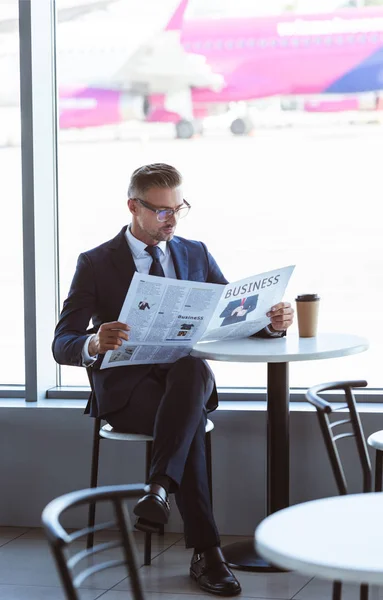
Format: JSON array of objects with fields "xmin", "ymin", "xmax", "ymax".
[{"xmin": 125, "ymin": 225, "xmax": 167, "ymax": 259}]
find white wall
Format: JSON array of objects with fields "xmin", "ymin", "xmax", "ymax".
[{"xmin": 0, "ymin": 403, "xmax": 381, "ymax": 535}]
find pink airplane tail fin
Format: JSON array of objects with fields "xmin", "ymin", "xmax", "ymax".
[{"xmin": 165, "ymin": 0, "xmax": 189, "ymax": 31}]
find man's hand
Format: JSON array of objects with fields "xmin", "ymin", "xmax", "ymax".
[
  {"xmin": 266, "ymin": 302, "xmax": 294, "ymax": 332},
  {"xmin": 88, "ymin": 321, "xmax": 130, "ymax": 356}
]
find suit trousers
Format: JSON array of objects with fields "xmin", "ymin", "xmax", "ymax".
[{"xmin": 105, "ymin": 355, "xmax": 221, "ymax": 550}]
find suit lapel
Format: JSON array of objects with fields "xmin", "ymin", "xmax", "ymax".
[
  {"xmin": 169, "ymin": 238, "xmax": 188, "ymax": 280},
  {"xmin": 108, "ymin": 226, "xmax": 137, "ymax": 291},
  {"xmin": 108, "ymin": 229, "xmax": 188, "ymax": 284}
]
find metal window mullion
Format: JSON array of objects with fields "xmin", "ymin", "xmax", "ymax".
[{"xmin": 19, "ymin": 0, "xmax": 59, "ymax": 401}]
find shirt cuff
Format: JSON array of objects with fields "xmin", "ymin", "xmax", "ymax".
[
  {"xmin": 264, "ymin": 325, "xmax": 285, "ymax": 338},
  {"xmin": 82, "ymin": 334, "xmax": 97, "ymax": 366}
]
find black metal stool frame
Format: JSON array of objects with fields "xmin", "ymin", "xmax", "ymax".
[
  {"xmin": 306, "ymin": 379, "xmax": 371, "ymax": 600},
  {"xmin": 42, "ymin": 483, "xmax": 146, "ymax": 600},
  {"xmin": 86, "ymin": 371, "xmax": 214, "ymax": 566},
  {"xmin": 374, "ymin": 448, "xmax": 383, "ymax": 492},
  {"xmin": 87, "ymin": 416, "xmax": 158, "ymax": 566}
]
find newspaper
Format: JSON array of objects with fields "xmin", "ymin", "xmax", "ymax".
[{"xmin": 100, "ymin": 265, "xmax": 295, "ymax": 368}]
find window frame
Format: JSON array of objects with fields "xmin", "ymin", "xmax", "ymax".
[
  {"xmin": 1, "ymin": 0, "xmax": 380, "ymax": 406},
  {"xmin": 18, "ymin": 0, "xmax": 59, "ymax": 401}
]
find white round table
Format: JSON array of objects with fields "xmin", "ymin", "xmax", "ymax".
[
  {"xmin": 192, "ymin": 333, "xmax": 369, "ymax": 571},
  {"xmin": 255, "ymin": 493, "xmax": 383, "ymax": 585}
]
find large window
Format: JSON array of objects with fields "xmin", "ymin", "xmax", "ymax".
[
  {"xmin": 56, "ymin": 0, "xmax": 382, "ymax": 389},
  {"xmin": 0, "ymin": 0, "xmax": 24, "ymax": 385}
]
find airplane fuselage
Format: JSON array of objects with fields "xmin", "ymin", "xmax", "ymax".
[{"xmin": 183, "ymin": 8, "xmax": 383, "ymax": 103}]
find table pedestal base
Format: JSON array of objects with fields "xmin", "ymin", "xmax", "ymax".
[
  {"xmin": 223, "ymin": 540, "xmax": 283, "ymax": 572},
  {"xmin": 223, "ymin": 362, "xmax": 290, "ymax": 573}
]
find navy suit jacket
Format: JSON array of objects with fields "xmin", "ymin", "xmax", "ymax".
[{"xmin": 52, "ymin": 226, "xmax": 228, "ymax": 418}]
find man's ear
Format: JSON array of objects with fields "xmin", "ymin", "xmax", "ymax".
[{"xmin": 127, "ymin": 198, "xmax": 136, "ymax": 215}]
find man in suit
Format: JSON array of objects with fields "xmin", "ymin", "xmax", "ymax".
[
  {"xmin": 53, "ymin": 163, "xmax": 294, "ymax": 596},
  {"xmin": 220, "ymin": 295, "xmax": 258, "ymax": 327},
  {"xmin": 138, "ymin": 300, "xmax": 150, "ymax": 310}
]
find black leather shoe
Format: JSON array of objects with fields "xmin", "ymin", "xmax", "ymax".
[
  {"xmin": 134, "ymin": 516, "xmax": 161, "ymax": 534},
  {"xmin": 133, "ymin": 483, "xmax": 170, "ymax": 525},
  {"xmin": 190, "ymin": 547, "xmax": 241, "ymax": 596}
]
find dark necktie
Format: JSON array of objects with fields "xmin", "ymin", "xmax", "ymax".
[{"xmin": 145, "ymin": 245, "xmax": 165, "ymax": 278}]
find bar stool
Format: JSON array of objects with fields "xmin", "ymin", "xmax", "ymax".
[
  {"xmin": 87, "ymin": 416, "xmax": 215, "ymax": 566},
  {"xmin": 367, "ymin": 431, "xmax": 383, "ymax": 492},
  {"xmin": 305, "ymin": 379, "xmax": 371, "ymax": 600},
  {"xmin": 43, "ymin": 484, "xmax": 146, "ymax": 600}
]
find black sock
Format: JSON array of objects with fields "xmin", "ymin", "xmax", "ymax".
[
  {"xmin": 194, "ymin": 544, "xmax": 220, "ymax": 556},
  {"xmin": 150, "ymin": 475, "xmax": 172, "ymax": 494}
]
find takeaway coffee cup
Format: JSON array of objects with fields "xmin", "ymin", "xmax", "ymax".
[{"xmin": 295, "ymin": 294, "xmax": 320, "ymax": 337}]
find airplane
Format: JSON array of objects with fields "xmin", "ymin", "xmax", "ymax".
[
  {"xmin": 0, "ymin": 0, "xmax": 223, "ymax": 139},
  {"xmin": 60, "ymin": 2, "xmax": 383, "ymax": 138},
  {"xmin": 2, "ymin": 1, "xmax": 383, "ymax": 140},
  {"xmin": 156, "ymin": 2, "xmax": 383, "ymax": 135}
]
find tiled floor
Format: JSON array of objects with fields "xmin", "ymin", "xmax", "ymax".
[{"xmin": 0, "ymin": 527, "xmax": 381, "ymax": 599}]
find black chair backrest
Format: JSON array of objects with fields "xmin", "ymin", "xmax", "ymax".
[
  {"xmin": 42, "ymin": 484, "xmax": 146, "ymax": 600},
  {"xmin": 306, "ymin": 380, "xmax": 371, "ymax": 495}
]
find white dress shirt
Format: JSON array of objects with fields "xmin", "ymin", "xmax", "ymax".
[
  {"xmin": 82, "ymin": 227, "xmax": 282, "ymax": 362},
  {"xmin": 124, "ymin": 226, "xmax": 177, "ymax": 279},
  {"xmin": 82, "ymin": 226, "xmax": 177, "ymax": 363}
]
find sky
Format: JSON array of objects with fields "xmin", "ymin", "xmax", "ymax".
[
  {"xmin": 0, "ymin": 0, "xmax": 363, "ymax": 24},
  {"xmin": 0, "ymin": 0, "xmax": 370, "ymax": 62}
]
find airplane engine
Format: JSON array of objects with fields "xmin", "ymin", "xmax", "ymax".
[{"xmin": 59, "ymin": 88, "xmax": 147, "ymax": 129}]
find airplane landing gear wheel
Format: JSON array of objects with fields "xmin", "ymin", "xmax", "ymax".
[
  {"xmin": 230, "ymin": 117, "xmax": 254, "ymax": 136},
  {"xmin": 175, "ymin": 119, "xmax": 194, "ymax": 139}
]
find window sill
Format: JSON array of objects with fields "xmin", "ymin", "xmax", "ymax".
[
  {"xmin": 45, "ymin": 386, "xmax": 383, "ymax": 404},
  {"xmin": 0, "ymin": 385, "xmax": 25, "ymax": 398},
  {"xmin": 1, "ymin": 397, "xmax": 383, "ymax": 414}
]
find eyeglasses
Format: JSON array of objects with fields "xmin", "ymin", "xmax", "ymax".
[{"xmin": 133, "ymin": 198, "xmax": 191, "ymax": 222}]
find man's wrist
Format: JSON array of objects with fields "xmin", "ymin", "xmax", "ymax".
[
  {"xmin": 81, "ymin": 334, "xmax": 98, "ymax": 367},
  {"xmin": 88, "ymin": 335, "xmax": 98, "ymax": 357},
  {"xmin": 265, "ymin": 325, "xmax": 285, "ymax": 338}
]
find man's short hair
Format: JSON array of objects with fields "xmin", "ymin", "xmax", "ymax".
[{"xmin": 128, "ymin": 163, "xmax": 182, "ymax": 198}]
